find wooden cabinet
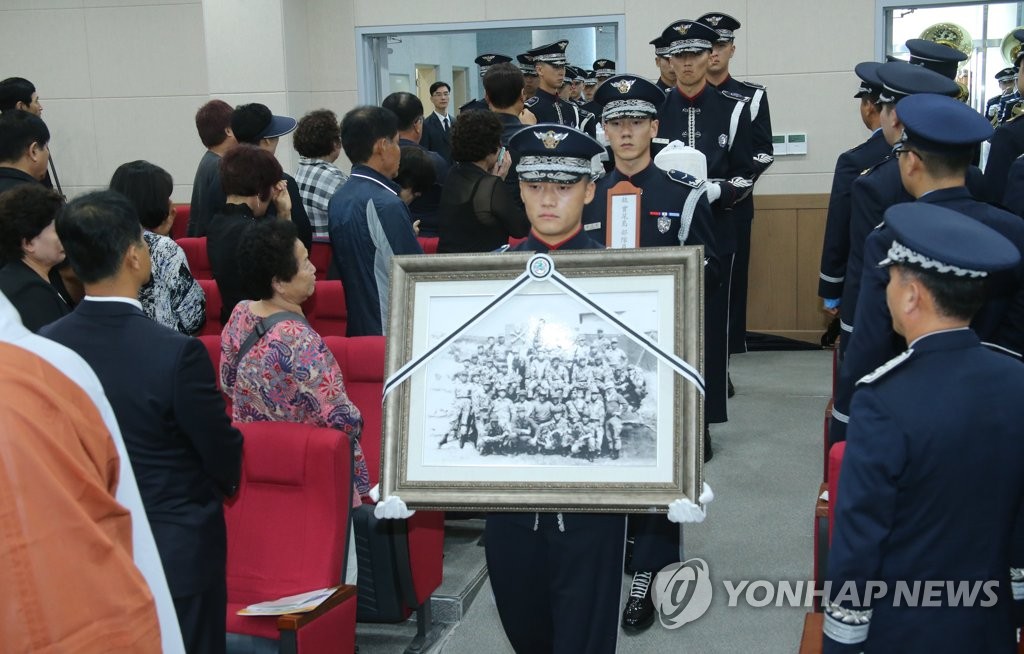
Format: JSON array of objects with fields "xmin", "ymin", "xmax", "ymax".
[{"xmin": 746, "ymin": 194, "xmax": 830, "ymax": 344}]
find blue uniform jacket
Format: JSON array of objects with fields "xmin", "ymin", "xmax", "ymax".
[
  {"xmin": 818, "ymin": 130, "xmax": 890, "ymax": 301},
  {"xmin": 656, "ymin": 83, "xmax": 754, "ymax": 256},
  {"xmin": 841, "ymin": 160, "xmax": 984, "ymax": 338},
  {"xmin": 327, "ymin": 164, "xmax": 423, "ymax": 336},
  {"xmin": 524, "ymin": 89, "xmax": 578, "ymax": 128},
  {"xmin": 1001, "ymin": 155, "xmax": 1024, "ymax": 217},
  {"xmin": 713, "ymin": 75, "xmax": 774, "ymax": 180},
  {"xmin": 984, "ymin": 116, "xmax": 1024, "ymax": 204},
  {"xmin": 831, "ymin": 187, "xmax": 1024, "ymax": 441},
  {"xmin": 825, "ymin": 328, "xmax": 1024, "ymax": 653},
  {"xmin": 581, "ymin": 161, "xmax": 719, "ymax": 288}
]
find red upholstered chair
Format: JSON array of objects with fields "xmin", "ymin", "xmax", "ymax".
[
  {"xmin": 325, "ymin": 336, "xmax": 446, "ymax": 652},
  {"xmin": 178, "ymin": 236, "xmax": 212, "ymax": 279},
  {"xmin": 309, "ymin": 241, "xmax": 332, "ymax": 281},
  {"xmin": 302, "ymin": 281, "xmax": 347, "ymax": 338},
  {"xmin": 225, "ymin": 422, "xmax": 358, "ymax": 654},
  {"xmin": 416, "ymin": 236, "xmax": 439, "ymax": 254},
  {"xmin": 827, "ymin": 441, "xmax": 846, "ymax": 544},
  {"xmin": 198, "ymin": 279, "xmax": 223, "ymax": 336},
  {"xmin": 197, "ymin": 334, "xmax": 232, "ymax": 416},
  {"xmin": 171, "ymin": 204, "xmax": 190, "ymax": 241}
]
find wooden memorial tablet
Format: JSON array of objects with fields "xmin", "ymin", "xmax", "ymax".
[{"xmin": 606, "ymin": 179, "xmax": 642, "ymax": 249}]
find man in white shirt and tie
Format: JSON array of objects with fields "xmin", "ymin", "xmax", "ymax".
[{"xmin": 421, "ymin": 81, "xmax": 454, "ymax": 163}]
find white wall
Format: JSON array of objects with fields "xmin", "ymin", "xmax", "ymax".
[{"xmin": 1, "ymin": 0, "xmax": 880, "ymax": 200}]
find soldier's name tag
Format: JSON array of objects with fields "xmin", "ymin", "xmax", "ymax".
[{"xmin": 607, "ymin": 180, "xmax": 642, "ymax": 249}]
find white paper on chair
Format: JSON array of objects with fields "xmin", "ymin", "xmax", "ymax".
[{"xmin": 237, "ymin": 586, "xmax": 338, "ymax": 616}]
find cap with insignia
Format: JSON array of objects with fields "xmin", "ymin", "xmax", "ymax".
[
  {"xmin": 854, "ymin": 61, "xmax": 883, "ymax": 98},
  {"xmin": 593, "ymin": 59, "xmax": 617, "ymax": 78},
  {"xmin": 875, "ymin": 61, "xmax": 960, "ymax": 104},
  {"xmin": 526, "ymin": 40, "xmax": 569, "ymax": 67},
  {"xmin": 879, "ymin": 203, "xmax": 1020, "ymax": 278},
  {"xmin": 894, "ymin": 93, "xmax": 993, "ymax": 154},
  {"xmin": 510, "ymin": 125, "xmax": 604, "ymax": 184},
  {"xmin": 516, "ymin": 53, "xmax": 538, "ymax": 76},
  {"xmin": 649, "ymin": 34, "xmax": 673, "ymax": 58},
  {"xmin": 583, "ymin": 69, "xmax": 598, "ymax": 86},
  {"xmin": 904, "ymin": 38, "xmax": 967, "ymax": 80},
  {"xmin": 660, "ymin": 20, "xmax": 719, "ymax": 55},
  {"xmin": 594, "ymin": 75, "xmax": 665, "ymax": 122},
  {"xmin": 996, "ymin": 66, "xmax": 1018, "ymax": 82},
  {"xmin": 568, "ymin": 66, "xmax": 585, "ymax": 83},
  {"xmin": 475, "ymin": 53, "xmax": 512, "ymax": 76},
  {"xmin": 696, "ymin": 12, "xmax": 742, "ymax": 42}
]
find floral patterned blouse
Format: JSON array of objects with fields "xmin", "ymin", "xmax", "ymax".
[
  {"xmin": 140, "ymin": 231, "xmax": 205, "ymax": 334},
  {"xmin": 220, "ymin": 301, "xmax": 369, "ymax": 501}
]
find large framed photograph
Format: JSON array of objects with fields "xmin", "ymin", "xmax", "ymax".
[{"xmin": 380, "ymin": 247, "xmax": 704, "ymax": 513}]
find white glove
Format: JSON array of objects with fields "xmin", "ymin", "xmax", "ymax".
[
  {"xmin": 667, "ymin": 482, "xmax": 714, "ymax": 524},
  {"xmin": 705, "ymin": 182, "xmax": 722, "ymax": 204},
  {"xmin": 370, "ymin": 484, "xmax": 416, "ymax": 519}
]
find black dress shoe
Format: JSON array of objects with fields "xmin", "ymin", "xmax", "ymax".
[
  {"xmin": 704, "ymin": 426, "xmax": 714, "ymax": 463},
  {"xmin": 622, "ymin": 571, "xmax": 655, "ymax": 632},
  {"xmin": 727, "ymin": 374, "xmax": 735, "ymax": 398}
]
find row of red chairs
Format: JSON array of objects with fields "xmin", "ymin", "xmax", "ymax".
[
  {"xmin": 196, "ymin": 279, "xmax": 348, "ymax": 338},
  {"xmin": 201, "ymin": 333, "xmax": 444, "ymax": 653}
]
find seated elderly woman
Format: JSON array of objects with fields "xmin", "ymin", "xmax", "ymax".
[
  {"xmin": 0, "ymin": 185, "xmax": 70, "ymax": 331},
  {"xmin": 219, "ymin": 219, "xmax": 369, "ymax": 537},
  {"xmin": 437, "ymin": 110, "xmax": 528, "ymax": 253},
  {"xmin": 110, "ymin": 160, "xmax": 205, "ymax": 334},
  {"xmin": 207, "ymin": 144, "xmax": 290, "ymax": 323}
]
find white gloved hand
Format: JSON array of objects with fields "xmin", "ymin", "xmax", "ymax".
[
  {"xmin": 369, "ymin": 484, "xmax": 381, "ymax": 503},
  {"xmin": 705, "ymin": 182, "xmax": 722, "ymax": 204},
  {"xmin": 667, "ymin": 482, "xmax": 714, "ymax": 524},
  {"xmin": 374, "ymin": 494, "xmax": 416, "ymax": 520}
]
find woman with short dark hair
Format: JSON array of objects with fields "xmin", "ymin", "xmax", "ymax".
[
  {"xmin": 437, "ymin": 110, "xmax": 528, "ymax": 253},
  {"xmin": 293, "ymin": 109, "xmax": 347, "ymax": 240},
  {"xmin": 110, "ymin": 160, "xmax": 205, "ymax": 334},
  {"xmin": 207, "ymin": 144, "xmax": 290, "ymax": 322},
  {"xmin": 0, "ymin": 184, "xmax": 70, "ymax": 331},
  {"xmin": 220, "ymin": 219, "xmax": 368, "ymax": 581}
]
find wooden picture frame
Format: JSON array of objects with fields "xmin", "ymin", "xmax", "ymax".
[{"xmin": 380, "ymin": 247, "xmax": 704, "ymax": 513}]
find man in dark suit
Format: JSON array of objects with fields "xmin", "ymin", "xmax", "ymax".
[
  {"xmin": 42, "ymin": 190, "xmax": 243, "ymax": 654},
  {"xmin": 421, "ymin": 81, "xmax": 453, "ymax": 164}
]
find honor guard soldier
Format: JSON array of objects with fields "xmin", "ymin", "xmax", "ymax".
[
  {"xmin": 460, "ymin": 53, "xmax": 512, "ymax": 114},
  {"xmin": 818, "ymin": 62, "xmax": 892, "ymax": 327},
  {"xmin": 698, "ymin": 12, "xmax": 775, "ymax": 362},
  {"xmin": 833, "ymin": 94, "xmax": 1024, "ymax": 449},
  {"xmin": 655, "ymin": 18, "xmax": 754, "ymax": 426},
  {"xmin": 581, "ymin": 59, "xmax": 616, "ymax": 120},
  {"xmin": 523, "ymin": 40, "xmax": 579, "ymax": 127},
  {"xmin": 516, "ymin": 53, "xmax": 539, "ymax": 97},
  {"xmin": 987, "ymin": 67, "xmax": 1017, "ymax": 122},
  {"xmin": 649, "ymin": 35, "xmax": 676, "ymax": 93},
  {"xmin": 581, "ymin": 73, "xmax": 716, "ymax": 632},
  {"xmin": 592, "ymin": 59, "xmax": 616, "ymax": 87},
  {"xmin": 984, "ymin": 29, "xmax": 1024, "ymax": 203},
  {"xmin": 485, "ymin": 124, "xmax": 617, "ymax": 654},
  {"xmin": 824, "ymin": 203, "xmax": 1024, "ymax": 654},
  {"xmin": 905, "ymin": 38, "xmax": 967, "ymax": 84},
  {"xmin": 829, "ymin": 61, "xmax": 961, "ymax": 441},
  {"xmin": 582, "ymin": 69, "xmax": 598, "ymax": 102}
]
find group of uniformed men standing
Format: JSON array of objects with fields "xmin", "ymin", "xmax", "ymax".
[{"xmin": 816, "ymin": 31, "xmax": 1024, "ymax": 653}]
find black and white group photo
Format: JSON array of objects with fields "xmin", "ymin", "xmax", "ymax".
[{"xmin": 420, "ymin": 291, "xmax": 665, "ymax": 467}]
